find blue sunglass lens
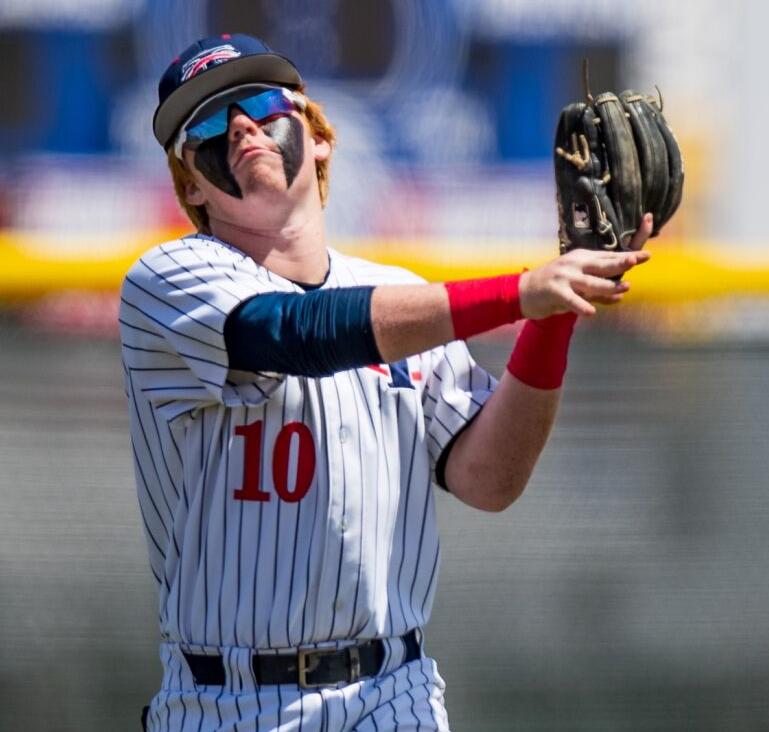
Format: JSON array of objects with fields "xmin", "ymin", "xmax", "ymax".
[
  {"xmin": 184, "ymin": 110, "xmax": 229, "ymax": 144},
  {"xmin": 185, "ymin": 90, "xmax": 296, "ymax": 146}
]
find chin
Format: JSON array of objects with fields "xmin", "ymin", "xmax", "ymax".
[{"xmin": 240, "ymin": 171, "xmax": 287, "ymax": 197}]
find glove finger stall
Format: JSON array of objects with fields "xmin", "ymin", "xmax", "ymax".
[
  {"xmin": 619, "ymin": 90, "xmax": 670, "ymax": 224},
  {"xmin": 651, "ymin": 104, "xmax": 684, "ymax": 234},
  {"xmin": 594, "ymin": 92, "xmax": 643, "ymax": 246}
]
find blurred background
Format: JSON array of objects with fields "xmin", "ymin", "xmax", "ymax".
[{"xmin": 1, "ymin": 1, "xmax": 768, "ymax": 730}]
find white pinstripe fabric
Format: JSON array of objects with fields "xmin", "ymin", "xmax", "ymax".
[{"xmin": 120, "ymin": 235, "xmax": 496, "ymax": 731}]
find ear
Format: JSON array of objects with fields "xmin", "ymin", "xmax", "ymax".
[
  {"xmin": 180, "ymin": 149, "xmax": 207, "ymax": 206},
  {"xmin": 313, "ymin": 135, "xmax": 331, "ymax": 162},
  {"xmin": 183, "ymin": 178, "xmax": 206, "ymax": 206}
]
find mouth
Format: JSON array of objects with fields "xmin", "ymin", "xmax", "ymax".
[{"xmin": 232, "ymin": 146, "xmax": 279, "ymax": 169}]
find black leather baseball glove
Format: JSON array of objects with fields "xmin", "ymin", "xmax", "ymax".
[{"xmin": 554, "ymin": 85, "xmax": 684, "ymax": 253}]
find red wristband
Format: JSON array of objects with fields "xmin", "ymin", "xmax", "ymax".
[
  {"xmin": 506, "ymin": 312, "xmax": 577, "ymax": 389},
  {"xmin": 444, "ymin": 274, "xmax": 524, "ymax": 340}
]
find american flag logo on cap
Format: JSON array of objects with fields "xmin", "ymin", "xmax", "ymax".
[{"xmin": 181, "ymin": 44, "xmax": 242, "ymax": 82}]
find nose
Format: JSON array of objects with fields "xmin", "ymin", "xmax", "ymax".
[{"xmin": 227, "ymin": 107, "xmax": 267, "ymax": 144}]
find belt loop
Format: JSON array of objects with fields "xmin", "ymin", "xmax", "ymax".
[
  {"xmin": 347, "ymin": 646, "xmax": 361, "ymax": 682},
  {"xmin": 403, "ymin": 628, "xmax": 422, "ymax": 663}
]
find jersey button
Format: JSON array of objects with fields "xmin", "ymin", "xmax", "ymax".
[
  {"xmin": 339, "ymin": 426, "xmax": 349, "ymax": 443},
  {"xmin": 334, "ymin": 599, "xmax": 344, "ymax": 611},
  {"xmin": 340, "ymin": 518, "xmax": 348, "ymax": 532}
]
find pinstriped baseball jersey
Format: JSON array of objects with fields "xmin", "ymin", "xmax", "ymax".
[{"xmin": 120, "ymin": 234, "xmax": 496, "ymax": 730}]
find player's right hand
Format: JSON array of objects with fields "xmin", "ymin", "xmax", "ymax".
[{"xmin": 518, "ymin": 246, "xmax": 651, "ymax": 319}]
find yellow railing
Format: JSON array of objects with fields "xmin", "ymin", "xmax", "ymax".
[{"xmin": 1, "ymin": 230, "xmax": 768, "ymax": 302}]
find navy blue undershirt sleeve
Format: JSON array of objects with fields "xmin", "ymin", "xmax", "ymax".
[{"xmin": 224, "ymin": 287, "xmax": 383, "ymax": 377}]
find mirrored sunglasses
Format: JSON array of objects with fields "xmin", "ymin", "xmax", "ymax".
[{"xmin": 174, "ymin": 87, "xmax": 305, "ymax": 159}]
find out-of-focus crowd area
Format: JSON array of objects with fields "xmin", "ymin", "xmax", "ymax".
[{"xmin": 1, "ymin": 0, "xmax": 768, "ymax": 341}]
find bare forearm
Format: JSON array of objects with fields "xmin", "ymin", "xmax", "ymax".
[
  {"xmin": 444, "ymin": 372, "xmax": 561, "ymax": 512},
  {"xmin": 370, "ymin": 284, "xmax": 454, "ymax": 363}
]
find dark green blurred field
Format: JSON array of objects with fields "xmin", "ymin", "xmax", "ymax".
[{"xmin": 1, "ymin": 323, "xmax": 768, "ymax": 732}]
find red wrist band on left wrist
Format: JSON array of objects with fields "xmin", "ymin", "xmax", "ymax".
[{"xmin": 506, "ymin": 312, "xmax": 577, "ymax": 389}]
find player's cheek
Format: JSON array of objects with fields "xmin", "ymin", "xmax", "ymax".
[
  {"xmin": 194, "ymin": 136, "xmax": 243, "ymax": 198},
  {"xmin": 261, "ymin": 116, "xmax": 305, "ymax": 188}
]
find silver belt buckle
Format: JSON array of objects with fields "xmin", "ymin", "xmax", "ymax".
[
  {"xmin": 297, "ymin": 647, "xmax": 336, "ymax": 689},
  {"xmin": 297, "ymin": 645, "xmax": 362, "ymax": 689}
]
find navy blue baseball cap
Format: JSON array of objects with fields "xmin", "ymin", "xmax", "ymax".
[{"xmin": 153, "ymin": 33, "xmax": 303, "ymax": 149}]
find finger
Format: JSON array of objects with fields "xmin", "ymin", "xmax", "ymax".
[
  {"xmin": 572, "ymin": 247, "xmax": 650, "ymax": 267},
  {"xmin": 559, "ymin": 286, "xmax": 596, "ymax": 317},
  {"xmin": 582, "ymin": 252, "xmax": 649, "ymax": 278},
  {"xmin": 573, "ymin": 274, "xmax": 630, "ymax": 297},
  {"xmin": 629, "ymin": 213, "xmax": 654, "ymax": 251},
  {"xmin": 590, "ymin": 293, "xmax": 626, "ymax": 305},
  {"xmin": 571, "ymin": 244, "xmax": 653, "ymax": 259}
]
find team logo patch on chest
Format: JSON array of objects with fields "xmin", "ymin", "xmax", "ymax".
[
  {"xmin": 365, "ymin": 361, "xmax": 421, "ymax": 389},
  {"xmin": 181, "ymin": 44, "xmax": 241, "ymax": 81}
]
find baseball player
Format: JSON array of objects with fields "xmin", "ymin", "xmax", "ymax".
[{"xmin": 120, "ymin": 34, "xmax": 652, "ymax": 732}]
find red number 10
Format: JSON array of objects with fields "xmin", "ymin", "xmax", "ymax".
[{"xmin": 233, "ymin": 420, "xmax": 316, "ymax": 502}]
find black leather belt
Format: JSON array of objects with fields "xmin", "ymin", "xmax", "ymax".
[{"xmin": 182, "ymin": 629, "xmax": 421, "ymax": 689}]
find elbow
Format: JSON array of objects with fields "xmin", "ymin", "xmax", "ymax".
[
  {"xmin": 444, "ymin": 440, "xmax": 539, "ymax": 512},
  {"xmin": 450, "ymin": 473, "xmax": 529, "ymax": 513},
  {"xmin": 480, "ymin": 481, "xmax": 527, "ymax": 513}
]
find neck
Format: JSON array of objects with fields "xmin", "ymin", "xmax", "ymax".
[{"xmin": 208, "ymin": 202, "xmax": 329, "ymax": 285}]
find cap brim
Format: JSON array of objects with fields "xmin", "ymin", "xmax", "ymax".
[{"xmin": 153, "ymin": 53, "xmax": 303, "ymax": 148}]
